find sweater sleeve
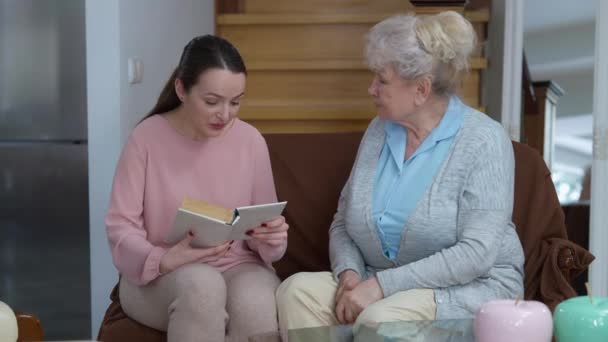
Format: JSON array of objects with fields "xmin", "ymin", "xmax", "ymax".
[
  {"xmin": 329, "ymin": 119, "xmax": 381, "ymax": 281},
  {"xmin": 376, "ymin": 129, "xmax": 515, "ymax": 297},
  {"xmin": 106, "ymin": 134, "xmax": 168, "ymax": 285},
  {"xmin": 329, "ymin": 176, "xmax": 368, "ymax": 281},
  {"xmin": 245, "ymin": 133, "xmax": 287, "ymax": 264}
]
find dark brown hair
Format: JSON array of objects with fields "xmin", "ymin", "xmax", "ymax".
[{"xmin": 143, "ymin": 35, "xmax": 246, "ymax": 121}]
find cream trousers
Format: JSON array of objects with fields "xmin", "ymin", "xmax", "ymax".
[
  {"xmin": 120, "ymin": 262, "xmax": 281, "ymax": 342},
  {"xmin": 276, "ymin": 272, "xmax": 436, "ymax": 340}
]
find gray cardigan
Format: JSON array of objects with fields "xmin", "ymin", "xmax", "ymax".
[{"xmin": 329, "ymin": 108, "xmax": 525, "ymax": 319}]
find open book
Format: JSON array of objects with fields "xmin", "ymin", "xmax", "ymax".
[{"xmin": 165, "ymin": 197, "xmax": 288, "ymax": 248}]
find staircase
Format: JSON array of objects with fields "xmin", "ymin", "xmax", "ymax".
[{"xmin": 216, "ymin": 0, "xmax": 489, "ymax": 133}]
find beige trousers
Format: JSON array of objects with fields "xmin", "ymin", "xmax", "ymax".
[
  {"xmin": 276, "ymin": 272, "xmax": 436, "ymax": 340},
  {"xmin": 120, "ymin": 262, "xmax": 281, "ymax": 342}
]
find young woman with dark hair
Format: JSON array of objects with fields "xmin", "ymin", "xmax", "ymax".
[{"xmin": 106, "ymin": 35, "xmax": 288, "ymax": 342}]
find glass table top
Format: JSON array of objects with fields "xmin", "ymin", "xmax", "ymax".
[{"xmin": 283, "ymin": 319, "xmax": 474, "ymax": 342}]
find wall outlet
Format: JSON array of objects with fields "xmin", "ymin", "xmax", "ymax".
[{"xmin": 128, "ymin": 57, "xmax": 143, "ymax": 84}]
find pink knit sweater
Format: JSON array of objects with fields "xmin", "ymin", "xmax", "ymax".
[{"xmin": 106, "ymin": 115, "xmax": 286, "ymax": 285}]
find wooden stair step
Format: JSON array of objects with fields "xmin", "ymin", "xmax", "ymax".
[
  {"xmin": 245, "ymin": 58, "xmax": 487, "ymax": 71},
  {"xmin": 220, "ymin": 19, "xmax": 489, "ymax": 64},
  {"xmin": 217, "ymin": 2, "xmax": 489, "ymax": 134},
  {"xmin": 217, "ymin": 10, "xmax": 489, "ymax": 25},
  {"xmin": 239, "ymin": 0, "xmax": 412, "ymax": 15},
  {"xmin": 245, "ymin": 70, "xmax": 480, "ymax": 101},
  {"xmin": 240, "ymin": 101, "xmax": 375, "ymax": 120},
  {"xmin": 218, "ymin": 23, "xmax": 371, "ymax": 61},
  {"xmin": 247, "ymin": 59, "xmax": 368, "ymax": 71},
  {"xmin": 218, "ymin": 13, "xmax": 396, "ymax": 25},
  {"xmin": 245, "ymin": 107, "xmax": 488, "ymax": 134},
  {"xmin": 239, "ymin": 99, "xmax": 483, "ymax": 120},
  {"xmin": 245, "ymin": 70, "xmax": 371, "ymax": 101},
  {"xmin": 246, "ymin": 119, "xmax": 371, "ymax": 134}
]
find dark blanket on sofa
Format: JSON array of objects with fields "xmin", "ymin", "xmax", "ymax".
[{"xmin": 511, "ymin": 142, "xmax": 594, "ymax": 310}]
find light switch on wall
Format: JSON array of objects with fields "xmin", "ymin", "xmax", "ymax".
[{"xmin": 128, "ymin": 57, "xmax": 143, "ymax": 84}]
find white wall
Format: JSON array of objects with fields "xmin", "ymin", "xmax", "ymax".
[
  {"xmin": 483, "ymin": 0, "xmax": 506, "ymax": 123},
  {"xmin": 525, "ymin": 21, "xmax": 595, "ymax": 117},
  {"xmin": 484, "ymin": 0, "xmax": 524, "ymax": 140},
  {"xmin": 551, "ymin": 72, "xmax": 594, "ymax": 117},
  {"xmin": 523, "ymin": 0, "xmax": 596, "ymax": 34},
  {"xmin": 524, "ymin": 1, "xmax": 596, "ymax": 179},
  {"xmin": 118, "ymin": 0, "xmax": 215, "ymax": 136},
  {"xmin": 86, "ymin": 0, "xmax": 214, "ymax": 337},
  {"xmin": 86, "ymin": 1, "xmax": 121, "ymax": 337},
  {"xmin": 525, "ymin": 22, "xmax": 595, "ymax": 67}
]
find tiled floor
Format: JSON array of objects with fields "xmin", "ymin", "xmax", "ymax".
[{"xmin": 0, "ymin": 214, "xmax": 90, "ymax": 340}]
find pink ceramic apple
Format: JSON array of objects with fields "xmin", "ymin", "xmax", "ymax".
[{"xmin": 474, "ymin": 299, "xmax": 553, "ymax": 342}]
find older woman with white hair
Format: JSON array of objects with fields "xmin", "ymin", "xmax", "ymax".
[{"xmin": 276, "ymin": 10, "xmax": 524, "ymax": 335}]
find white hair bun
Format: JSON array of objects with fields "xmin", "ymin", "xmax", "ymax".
[{"xmin": 415, "ymin": 11, "xmax": 476, "ymax": 72}]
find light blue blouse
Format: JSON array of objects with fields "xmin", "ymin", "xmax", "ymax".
[{"xmin": 372, "ymin": 96, "xmax": 465, "ymax": 259}]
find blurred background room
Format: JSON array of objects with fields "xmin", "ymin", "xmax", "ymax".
[{"xmin": 0, "ymin": 0, "xmax": 605, "ymax": 340}]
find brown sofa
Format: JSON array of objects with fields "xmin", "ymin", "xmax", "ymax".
[{"xmin": 97, "ymin": 132, "xmax": 594, "ymax": 341}]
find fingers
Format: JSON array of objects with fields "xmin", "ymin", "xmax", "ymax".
[
  {"xmin": 336, "ymin": 291, "xmax": 360, "ymax": 325},
  {"xmin": 336, "ymin": 282, "xmax": 348, "ymax": 305},
  {"xmin": 249, "ymin": 224, "xmax": 289, "ymax": 235},
  {"xmin": 253, "ymin": 226, "xmax": 289, "ymax": 234},
  {"xmin": 249, "ymin": 225, "xmax": 288, "ymax": 247},
  {"xmin": 179, "ymin": 231, "xmax": 196, "ymax": 246},
  {"xmin": 188, "ymin": 241, "xmax": 230, "ymax": 259},
  {"xmin": 166, "ymin": 236, "xmax": 232, "ymax": 272},
  {"xmin": 204, "ymin": 241, "xmax": 231, "ymax": 254},
  {"xmin": 198, "ymin": 252, "xmax": 227, "ymax": 264},
  {"xmin": 335, "ymin": 286, "xmax": 343, "ymax": 304},
  {"xmin": 344, "ymin": 305, "xmax": 355, "ymax": 324},
  {"xmin": 250, "ymin": 231, "xmax": 287, "ymax": 240},
  {"xmin": 263, "ymin": 216, "xmax": 286, "ymax": 228},
  {"xmin": 195, "ymin": 243, "xmax": 231, "ymax": 263},
  {"xmin": 352, "ymin": 306, "xmax": 364, "ymax": 324},
  {"xmin": 246, "ymin": 217, "xmax": 289, "ymax": 247},
  {"xmin": 214, "ymin": 241, "xmax": 232, "ymax": 253},
  {"xmin": 337, "ymin": 281, "xmax": 348, "ymax": 299},
  {"xmin": 336, "ymin": 296, "xmax": 356, "ymax": 325},
  {"xmin": 335, "ymin": 299, "xmax": 346, "ymax": 325},
  {"xmin": 254, "ymin": 237, "xmax": 286, "ymax": 247},
  {"xmin": 256, "ymin": 239, "xmax": 286, "ymax": 247}
]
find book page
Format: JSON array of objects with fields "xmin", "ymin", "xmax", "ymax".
[
  {"xmin": 166, "ymin": 209, "xmax": 232, "ymax": 248},
  {"xmin": 181, "ymin": 197, "xmax": 235, "ymax": 224}
]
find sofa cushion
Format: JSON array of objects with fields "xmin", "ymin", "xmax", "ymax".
[
  {"xmin": 97, "ymin": 284, "xmax": 165, "ymax": 342},
  {"xmin": 264, "ymin": 132, "xmax": 363, "ymax": 280}
]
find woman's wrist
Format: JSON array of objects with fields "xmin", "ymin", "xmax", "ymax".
[
  {"xmin": 159, "ymin": 255, "xmax": 174, "ymax": 275},
  {"xmin": 339, "ymin": 269, "xmax": 359, "ymax": 280}
]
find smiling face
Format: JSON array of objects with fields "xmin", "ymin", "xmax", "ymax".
[{"xmin": 176, "ymin": 68, "xmax": 246, "ymax": 138}]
